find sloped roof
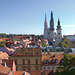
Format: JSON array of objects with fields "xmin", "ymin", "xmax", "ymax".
[
  {"xmin": 42, "ymin": 54, "xmax": 64, "ymax": 65},
  {"xmin": 0, "ymin": 64, "xmax": 10, "ymax": 74},
  {"xmin": 68, "ymin": 38, "xmax": 75, "ymax": 42},
  {"xmin": 28, "ymin": 70, "xmax": 53, "ymax": 75}
]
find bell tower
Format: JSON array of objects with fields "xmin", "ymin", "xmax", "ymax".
[{"xmin": 56, "ymin": 18, "xmax": 62, "ymax": 46}]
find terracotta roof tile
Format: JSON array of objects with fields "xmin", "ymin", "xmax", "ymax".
[
  {"xmin": 42, "ymin": 54, "xmax": 64, "ymax": 65},
  {"xmin": 0, "ymin": 64, "xmax": 10, "ymax": 74},
  {"xmin": 28, "ymin": 70, "xmax": 53, "ymax": 75}
]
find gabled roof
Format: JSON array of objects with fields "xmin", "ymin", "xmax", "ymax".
[
  {"xmin": 0, "ymin": 47, "xmax": 12, "ymax": 55},
  {"xmin": 42, "ymin": 54, "xmax": 64, "ymax": 65},
  {"xmin": 11, "ymin": 48, "xmax": 41, "ymax": 56},
  {"xmin": 0, "ymin": 64, "xmax": 10, "ymax": 74},
  {"xmin": 2, "ymin": 59, "xmax": 13, "ymax": 69},
  {"xmin": 57, "ymin": 37, "xmax": 75, "ymax": 48},
  {"xmin": 28, "ymin": 70, "xmax": 53, "ymax": 75},
  {"xmin": 13, "ymin": 71, "xmax": 30, "ymax": 75}
]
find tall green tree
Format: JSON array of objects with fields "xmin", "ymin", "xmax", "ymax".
[
  {"xmin": 42, "ymin": 42, "xmax": 47, "ymax": 47},
  {"xmin": 55, "ymin": 54, "xmax": 75, "ymax": 75}
]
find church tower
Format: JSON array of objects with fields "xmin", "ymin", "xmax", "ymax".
[
  {"xmin": 48, "ymin": 11, "xmax": 55, "ymax": 40},
  {"xmin": 44, "ymin": 13, "xmax": 48, "ymax": 39},
  {"xmin": 56, "ymin": 18, "xmax": 62, "ymax": 46},
  {"xmin": 50, "ymin": 11, "xmax": 54, "ymax": 31}
]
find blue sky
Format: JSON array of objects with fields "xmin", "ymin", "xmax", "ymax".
[{"xmin": 0, "ymin": 0, "xmax": 75, "ymax": 35}]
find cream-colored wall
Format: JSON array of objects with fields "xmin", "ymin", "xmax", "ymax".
[
  {"xmin": 50, "ymin": 52, "xmax": 64, "ymax": 55},
  {"xmin": 10, "ymin": 56, "xmax": 42, "ymax": 71},
  {"xmin": 42, "ymin": 65, "xmax": 59, "ymax": 70}
]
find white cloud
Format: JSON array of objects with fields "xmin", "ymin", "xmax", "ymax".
[{"xmin": 62, "ymin": 25, "xmax": 75, "ymax": 27}]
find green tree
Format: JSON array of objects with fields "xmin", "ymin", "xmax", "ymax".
[
  {"xmin": 55, "ymin": 54, "xmax": 75, "ymax": 75},
  {"xmin": 42, "ymin": 42, "xmax": 47, "ymax": 47}
]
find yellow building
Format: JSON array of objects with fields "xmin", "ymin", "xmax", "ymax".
[{"xmin": 10, "ymin": 48, "xmax": 42, "ymax": 71}]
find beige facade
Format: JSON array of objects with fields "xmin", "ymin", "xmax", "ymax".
[
  {"xmin": 10, "ymin": 48, "xmax": 42, "ymax": 71},
  {"xmin": 50, "ymin": 52, "xmax": 64, "ymax": 55}
]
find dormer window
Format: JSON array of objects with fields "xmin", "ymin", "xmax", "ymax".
[
  {"xmin": 26, "ymin": 53, "xmax": 28, "ymax": 55},
  {"xmin": 52, "ymin": 59, "xmax": 55, "ymax": 63},
  {"xmin": 43, "ymin": 60, "xmax": 46, "ymax": 64},
  {"xmin": 55, "ymin": 59, "xmax": 58, "ymax": 63},
  {"xmin": 46, "ymin": 59, "xmax": 50, "ymax": 64}
]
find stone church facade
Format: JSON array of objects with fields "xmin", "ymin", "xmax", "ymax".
[{"xmin": 44, "ymin": 11, "xmax": 62, "ymax": 46}]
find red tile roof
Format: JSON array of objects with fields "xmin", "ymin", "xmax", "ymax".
[
  {"xmin": 13, "ymin": 71, "xmax": 30, "ymax": 75},
  {"xmin": 0, "ymin": 64, "xmax": 10, "ymax": 74},
  {"xmin": 42, "ymin": 54, "xmax": 64, "ymax": 65},
  {"xmin": 28, "ymin": 70, "xmax": 53, "ymax": 75},
  {"xmin": 13, "ymin": 71, "xmax": 25, "ymax": 75}
]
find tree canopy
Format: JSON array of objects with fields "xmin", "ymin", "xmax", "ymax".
[{"xmin": 55, "ymin": 54, "xmax": 75, "ymax": 75}]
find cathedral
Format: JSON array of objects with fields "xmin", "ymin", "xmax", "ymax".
[{"xmin": 44, "ymin": 11, "xmax": 62, "ymax": 46}]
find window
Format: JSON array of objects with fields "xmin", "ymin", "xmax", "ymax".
[
  {"xmin": 23, "ymin": 68, "xmax": 25, "ymax": 71},
  {"xmin": 58, "ymin": 33, "xmax": 60, "ymax": 35},
  {"xmin": 43, "ymin": 67, "xmax": 46, "ymax": 70},
  {"xmin": 15, "ymin": 60, "xmax": 17, "ymax": 65},
  {"xmin": 31, "ymin": 53, "xmax": 33, "ymax": 55},
  {"xmin": 16, "ymin": 66, "xmax": 18, "ymax": 71},
  {"xmin": 48, "ymin": 67, "xmax": 50, "ymax": 69},
  {"xmin": 36, "ymin": 53, "xmax": 38, "ymax": 54},
  {"xmin": 36, "ymin": 68, "xmax": 38, "ymax": 70},
  {"xmin": 28, "ymin": 60, "xmax": 30, "ymax": 65},
  {"xmin": 23, "ymin": 60, "xmax": 25, "ymax": 65},
  {"xmin": 36, "ymin": 60, "xmax": 38, "ymax": 65},
  {"xmin": 43, "ymin": 60, "xmax": 46, "ymax": 64},
  {"xmin": 52, "ymin": 67, "xmax": 55, "ymax": 69},
  {"xmin": 58, "ymin": 37, "xmax": 60, "ymax": 39},
  {"xmin": 65, "ymin": 42, "xmax": 68, "ymax": 44},
  {"xmin": 47, "ymin": 60, "xmax": 50, "ymax": 64},
  {"xmin": 26, "ymin": 53, "xmax": 28, "ymax": 55},
  {"xmin": 28, "ymin": 68, "xmax": 30, "ymax": 71},
  {"xmin": 56, "ymin": 60, "xmax": 58, "ymax": 63}
]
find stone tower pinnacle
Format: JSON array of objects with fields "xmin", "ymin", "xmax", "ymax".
[
  {"xmin": 51, "ymin": 11, "xmax": 53, "ymax": 21},
  {"xmin": 50, "ymin": 11, "xmax": 54, "ymax": 31},
  {"xmin": 57, "ymin": 18, "xmax": 61, "ymax": 30},
  {"xmin": 44, "ymin": 13, "xmax": 48, "ymax": 28}
]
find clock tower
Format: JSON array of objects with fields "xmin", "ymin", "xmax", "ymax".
[{"xmin": 56, "ymin": 18, "xmax": 62, "ymax": 46}]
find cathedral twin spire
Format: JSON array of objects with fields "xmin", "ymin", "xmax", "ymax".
[
  {"xmin": 44, "ymin": 11, "xmax": 61, "ymax": 30},
  {"xmin": 44, "ymin": 13, "xmax": 48, "ymax": 28},
  {"xmin": 44, "ymin": 11, "xmax": 54, "ymax": 30}
]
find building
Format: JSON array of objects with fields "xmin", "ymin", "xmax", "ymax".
[
  {"xmin": 44, "ymin": 11, "xmax": 55, "ymax": 46},
  {"xmin": 56, "ymin": 18, "xmax": 62, "ymax": 46},
  {"xmin": 44, "ymin": 11, "xmax": 62, "ymax": 46},
  {"xmin": 28, "ymin": 70, "xmax": 54, "ymax": 75},
  {"xmin": 58, "ymin": 37, "xmax": 75, "ymax": 48},
  {"xmin": 0, "ymin": 64, "xmax": 12, "ymax": 75},
  {"xmin": 42, "ymin": 54, "xmax": 64, "ymax": 71},
  {"xmin": 10, "ymin": 48, "xmax": 42, "ymax": 71}
]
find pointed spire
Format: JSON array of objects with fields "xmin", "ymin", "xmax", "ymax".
[
  {"xmin": 58, "ymin": 17, "xmax": 60, "ymax": 25},
  {"xmin": 51, "ymin": 11, "xmax": 53, "ymax": 21},
  {"xmin": 57, "ymin": 17, "xmax": 61, "ymax": 30},
  {"xmin": 44, "ymin": 13, "xmax": 48, "ymax": 28},
  {"xmin": 45, "ymin": 13, "xmax": 47, "ymax": 23}
]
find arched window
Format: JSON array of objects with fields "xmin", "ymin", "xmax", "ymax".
[
  {"xmin": 46, "ymin": 59, "xmax": 50, "ymax": 64},
  {"xmin": 43, "ymin": 59, "xmax": 46, "ymax": 64},
  {"xmin": 52, "ymin": 59, "xmax": 55, "ymax": 63},
  {"xmin": 55, "ymin": 59, "xmax": 58, "ymax": 63}
]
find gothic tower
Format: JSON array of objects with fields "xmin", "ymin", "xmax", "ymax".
[
  {"xmin": 44, "ymin": 13, "xmax": 48, "ymax": 39},
  {"xmin": 56, "ymin": 18, "xmax": 62, "ymax": 46},
  {"xmin": 50, "ymin": 11, "xmax": 54, "ymax": 31},
  {"xmin": 47, "ymin": 11, "xmax": 55, "ymax": 46}
]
